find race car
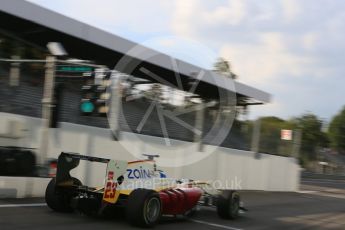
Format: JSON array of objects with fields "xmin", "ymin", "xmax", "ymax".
[{"xmin": 45, "ymin": 152, "xmax": 245, "ymax": 227}]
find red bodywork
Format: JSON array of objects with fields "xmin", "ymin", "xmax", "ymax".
[{"xmin": 159, "ymin": 187, "xmax": 202, "ymax": 215}]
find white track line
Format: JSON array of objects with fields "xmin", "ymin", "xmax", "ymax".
[
  {"xmin": 190, "ymin": 219, "xmax": 243, "ymax": 230},
  {"xmin": 298, "ymin": 190, "xmax": 318, "ymax": 194},
  {"xmin": 0, "ymin": 203, "xmax": 46, "ymax": 208}
]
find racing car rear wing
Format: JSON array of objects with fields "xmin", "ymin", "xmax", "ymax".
[
  {"xmin": 55, "ymin": 152, "xmax": 110, "ymax": 185},
  {"xmin": 59, "ymin": 152, "xmax": 110, "ymax": 163},
  {"xmin": 55, "ymin": 152, "xmax": 128, "ymax": 204}
]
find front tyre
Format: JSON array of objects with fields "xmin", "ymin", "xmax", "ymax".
[
  {"xmin": 126, "ymin": 189, "xmax": 162, "ymax": 227},
  {"xmin": 216, "ymin": 191, "xmax": 240, "ymax": 219}
]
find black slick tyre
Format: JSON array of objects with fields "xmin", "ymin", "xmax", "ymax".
[
  {"xmin": 126, "ymin": 189, "xmax": 162, "ymax": 227},
  {"xmin": 45, "ymin": 177, "xmax": 81, "ymax": 212},
  {"xmin": 216, "ymin": 190, "xmax": 240, "ymax": 219}
]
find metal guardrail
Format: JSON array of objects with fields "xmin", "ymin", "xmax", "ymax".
[
  {"xmin": 0, "ymin": 58, "xmax": 108, "ymax": 69},
  {"xmin": 301, "ymin": 171, "xmax": 345, "ymax": 180}
]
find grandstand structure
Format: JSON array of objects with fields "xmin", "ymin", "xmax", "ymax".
[{"xmin": 0, "ymin": 0, "xmax": 271, "ymax": 151}]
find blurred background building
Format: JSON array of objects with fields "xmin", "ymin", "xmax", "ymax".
[
  {"xmin": 0, "ymin": 1, "xmax": 305, "ymax": 198},
  {"xmin": 0, "ymin": 0, "xmax": 270, "ymax": 150}
]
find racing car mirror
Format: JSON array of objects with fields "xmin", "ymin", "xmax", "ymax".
[{"xmin": 102, "ymin": 159, "xmax": 128, "ymax": 204}]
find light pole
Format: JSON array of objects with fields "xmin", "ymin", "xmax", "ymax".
[{"xmin": 39, "ymin": 43, "xmax": 67, "ymax": 168}]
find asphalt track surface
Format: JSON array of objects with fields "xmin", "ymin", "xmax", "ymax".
[{"xmin": 0, "ymin": 179, "xmax": 344, "ymax": 230}]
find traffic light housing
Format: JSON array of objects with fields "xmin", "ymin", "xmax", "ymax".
[{"xmin": 80, "ymin": 69, "xmax": 111, "ymax": 116}]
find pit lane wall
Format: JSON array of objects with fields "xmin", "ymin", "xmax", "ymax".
[{"xmin": 0, "ymin": 113, "xmax": 301, "ymax": 198}]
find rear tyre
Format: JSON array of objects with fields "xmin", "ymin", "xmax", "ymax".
[
  {"xmin": 45, "ymin": 177, "xmax": 81, "ymax": 212},
  {"xmin": 126, "ymin": 189, "xmax": 162, "ymax": 227},
  {"xmin": 216, "ymin": 191, "xmax": 240, "ymax": 219}
]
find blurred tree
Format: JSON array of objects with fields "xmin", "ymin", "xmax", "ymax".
[
  {"xmin": 329, "ymin": 106, "xmax": 345, "ymax": 155},
  {"xmin": 144, "ymin": 83, "xmax": 165, "ymax": 103},
  {"xmin": 293, "ymin": 113, "xmax": 327, "ymax": 162},
  {"xmin": 243, "ymin": 114, "xmax": 329, "ymax": 167},
  {"xmin": 213, "ymin": 57, "xmax": 237, "ymax": 79},
  {"xmin": 257, "ymin": 116, "xmax": 294, "ymax": 156},
  {"xmin": 213, "ymin": 57, "xmax": 249, "ymax": 120}
]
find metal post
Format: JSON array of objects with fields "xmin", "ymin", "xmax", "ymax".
[
  {"xmin": 251, "ymin": 118, "xmax": 261, "ymax": 159},
  {"xmin": 39, "ymin": 56, "xmax": 56, "ymax": 165},
  {"xmin": 109, "ymin": 72, "xmax": 124, "ymax": 140},
  {"xmin": 194, "ymin": 100, "xmax": 205, "ymax": 151},
  {"xmin": 9, "ymin": 55, "xmax": 20, "ymax": 87},
  {"xmin": 292, "ymin": 129, "xmax": 302, "ymax": 159}
]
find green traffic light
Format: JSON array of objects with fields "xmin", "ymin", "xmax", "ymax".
[{"xmin": 81, "ymin": 101, "xmax": 94, "ymax": 113}]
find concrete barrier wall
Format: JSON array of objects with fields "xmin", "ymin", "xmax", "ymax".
[
  {"xmin": 0, "ymin": 177, "xmax": 50, "ymax": 198},
  {"xmin": 0, "ymin": 112, "xmax": 301, "ymax": 198}
]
